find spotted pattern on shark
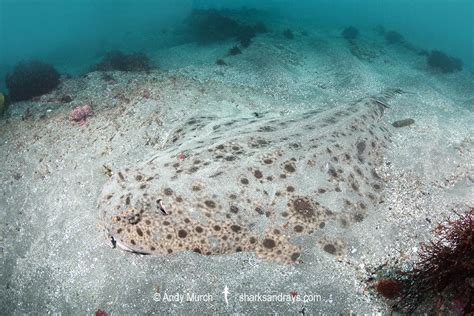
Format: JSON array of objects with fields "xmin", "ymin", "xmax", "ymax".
[{"xmin": 98, "ymin": 90, "xmax": 400, "ymax": 264}]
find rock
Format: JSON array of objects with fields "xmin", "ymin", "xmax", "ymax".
[
  {"xmin": 59, "ymin": 95, "xmax": 73, "ymax": 103},
  {"xmin": 6, "ymin": 60, "xmax": 60, "ymax": 102},
  {"xmin": 392, "ymin": 118, "xmax": 415, "ymax": 128},
  {"xmin": 0, "ymin": 92, "xmax": 5, "ymax": 116}
]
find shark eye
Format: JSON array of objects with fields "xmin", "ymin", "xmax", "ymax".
[{"xmin": 125, "ymin": 213, "xmax": 141, "ymax": 224}]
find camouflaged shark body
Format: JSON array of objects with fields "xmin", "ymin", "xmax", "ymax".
[{"xmin": 98, "ymin": 91, "xmax": 399, "ymax": 264}]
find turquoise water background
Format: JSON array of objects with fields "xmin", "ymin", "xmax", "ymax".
[{"xmin": 0, "ymin": 0, "xmax": 472, "ymax": 90}]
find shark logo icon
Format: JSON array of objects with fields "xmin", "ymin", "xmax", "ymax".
[{"xmin": 222, "ymin": 285, "xmax": 230, "ymax": 305}]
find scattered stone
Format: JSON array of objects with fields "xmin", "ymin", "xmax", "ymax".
[
  {"xmin": 21, "ymin": 108, "xmax": 33, "ymax": 121},
  {"xmin": 392, "ymin": 118, "xmax": 415, "ymax": 128},
  {"xmin": 228, "ymin": 46, "xmax": 242, "ymax": 56},
  {"xmin": 92, "ymin": 51, "xmax": 151, "ymax": 72},
  {"xmin": 0, "ymin": 93, "xmax": 5, "ymax": 116},
  {"xmin": 385, "ymin": 30, "xmax": 404, "ymax": 45},
  {"xmin": 283, "ymin": 29, "xmax": 294, "ymax": 39},
  {"xmin": 342, "ymin": 26, "xmax": 359, "ymax": 41},
  {"xmin": 59, "ymin": 95, "xmax": 73, "ymax": 103}
]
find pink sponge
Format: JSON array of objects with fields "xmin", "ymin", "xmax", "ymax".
[{"xmin": 69, "ymin": 104, "xmax": 94, "ymax": 125}]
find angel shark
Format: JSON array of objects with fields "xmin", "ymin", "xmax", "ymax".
[{"xmin": 97, "ymin": 90, "xmax": 399, "ymax": 264}]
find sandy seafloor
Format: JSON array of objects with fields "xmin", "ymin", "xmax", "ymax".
[{"xmin": 0, "ymin": 18, "xmax": 473, "ymax": 315}]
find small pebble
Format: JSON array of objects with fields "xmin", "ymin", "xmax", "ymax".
[{"xmin": 392, "ymin": 118, "xmax": 415, "ymax": 128}]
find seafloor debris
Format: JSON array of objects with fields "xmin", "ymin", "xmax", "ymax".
[
  {"xmin": 385, "ymin": 30, "xmax": 404, "ymax": 45},
  {"xmin": 283, "ymin": 29, "xmax": 294, "ymax": 39},
  {"xmin": 0, "ymin": 92, "xmax": 5, "ymax": 116},
  {"xmin": 59, "ymin": 95, "xmax": 73, "ymax": 103},
  {"xmin": 227, "ymin": 46, "xmax": 242, "ymax": 56},
  {"xmin": 92, "ymin": 51, "xmax": 151, "ymax": 72},
  {"xmin": 392, "ymin": 118, "xmax": 415, "ymax": 128},
  {"xmin": 95, "ymin": 309, "xmax": 108, "ymax": 316},
  {"xmin": 342, "ymin": 26, "xmax": 359, "ymax": 41},
  {"xmin": 184, "ymin": 9, "xmax": 265, "ymax": 47}
]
